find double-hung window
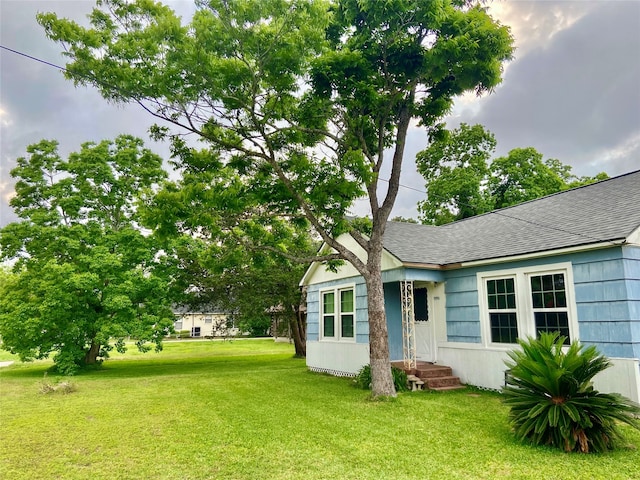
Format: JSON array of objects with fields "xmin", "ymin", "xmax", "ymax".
[
  {"xmin": 479, "ymin": 264, "xmax": 577, "ymax": 347},
  {"xmin": 321, "ymin": 287, "xmax": 355, "ymax": 341},
  {"xmin": 486, "ymin": 277, "xmax": 518, "ymax": 344}
]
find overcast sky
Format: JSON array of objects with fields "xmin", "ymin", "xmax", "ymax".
[{"xmin": 1, "ymin": 0, "xmax": 639, "ymax": 226}]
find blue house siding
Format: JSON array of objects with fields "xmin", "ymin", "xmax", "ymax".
[
  {"xmin": 383, "ymin": 282, "xmax": 403, "ymax": 361},
  {"xmin": 444, "ymin": 271, "xmax": 481, "ymax": 343},
  {"xmin": 572, "ymin": 246, "xmax": 639, "ymax": 359},
  {"xmin": 306, "ymin": 276, "xmax": 368, "ymax": 344},
  {"xmin": 437, "ymin": 247, "xmax": 639, "ymax": 359}
]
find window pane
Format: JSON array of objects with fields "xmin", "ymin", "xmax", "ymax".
[
  {"xmin": 507, "ymin": 293, "xmax": 516, "ymax": 309},
  {"xmin": 535, "ymin": 312, "xmax": 570, "ymax": 344},
  {"xmin": 505, "ymin": 278, "xmax": 515, "ymax": 293},
  {"xmin": 323, "ymin": 292, "xmax": 335, "ymax": 314},
  {"xmin": 497, "ymin": 295, "xmax": 506, "ymax": 309},
  {"xmin": 490, "ymin": 313, "xmax": 518, "ymax": 343},
  {"xmin": 487, "ymin": 280, "xmax": 496, "ymax": 295},
  {"xmin": 488, "ymin": 294, "xmax": 497, "ymax": 310},
  {"xmin": 542, "ymin": 274, "xmax": 553, "ymax": 291},
  {"xmin": 556, "ymin": 291, "xmax": 566, "ymax": 308},
  {"xmin": 554, "ymin": 274, "xmax": 565, "ymax": 290},
  {"xmin": 323, "ymin": 315, "xmax": 335, "ymax": 337},
  {"xmin": 530, "ymin": 276, "xmax": 541, "ymax": 292},
  {"xmin": 340, "ymin": 289, "xmax": 354, "ymax": 313},
  {"xmin": 341, "ymin": 314, "xmax": 354, "ymax": 337},
  {"xmin": 544, "ymin": 292, "xmax": 555, "ymax": 308},
  {"xmin": 414, "ymin": 287, "xmax": 429, "ymax": 321},
  {"xmin": 497, "ymin": 279, "xmax": 506, "ymax": 294},
  {"xmin": 532, "ymin": 292, "xmax": 543, "ymax": 308}
]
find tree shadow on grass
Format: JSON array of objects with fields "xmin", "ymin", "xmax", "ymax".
[{"xmin": 0, "ymin": 354, "xmax": 304, "ymax": 380}]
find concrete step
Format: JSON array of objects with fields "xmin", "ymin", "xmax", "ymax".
[
  {"xmin": 416, "ymin": 365, "xmax": 452, "ymax": 378},
  {"xmin": 424, "ymin": 375, "xmax": 463, "ymax": 389},
  {"xmin": 429, "ymin": 384, "xmax": 467, "ymax": 392}
]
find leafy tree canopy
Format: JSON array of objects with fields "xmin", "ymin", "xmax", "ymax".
[
  {"xmin": 0, "ymin": 135, "xmax": 174, "ymax": 374},
  {"xmin": 39, "ymin": 0, "xmax": 514, "ymax": 395},
  {"xmin": 416, "ymin": 123, "xmax": 609, "ymax": 225}
]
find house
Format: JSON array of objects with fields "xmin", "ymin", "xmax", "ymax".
[
  {"xmin": 300, "ymin": 170, "xmax": 640, "ymax": 401},
  {"xmin": 172, "ymin": 306, "xmax": 239, "ymax": 338}
]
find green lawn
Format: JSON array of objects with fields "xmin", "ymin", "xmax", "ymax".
[{"xmin": 1, "ymin": 340, "xmax": 638, "ymax": 480}]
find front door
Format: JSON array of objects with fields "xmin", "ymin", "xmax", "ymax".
[{"xmin": 414, "ymin": 284, "xmax": 436, "ymax": 362}]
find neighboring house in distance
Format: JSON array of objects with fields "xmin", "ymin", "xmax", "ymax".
[
  {"xmin": 300, "ymin": 170, "xmax": 640, "ymax": 401},
  {"xmin": 173, "ymin": 306, "xmax": 239, "ymax": 338}
]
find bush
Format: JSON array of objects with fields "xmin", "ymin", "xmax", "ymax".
[
  {"xmin": 354, "ymin": 364, "xmax": 409, "ymax": 392},
  {"xmin": 502, "ymin": 332, "xmax": 640, "ymax": 453}
]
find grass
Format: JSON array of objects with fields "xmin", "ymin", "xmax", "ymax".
[{"xmin": 1, "ymin": 340, "xmax": 639, "ymax": 480}]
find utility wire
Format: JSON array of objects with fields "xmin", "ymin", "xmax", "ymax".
[{"xmin": 1, "ymin": 43, "xmax": 618, "ymax": 246}]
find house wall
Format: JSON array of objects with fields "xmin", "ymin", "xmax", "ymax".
[
  {"xmin": 440, "ymin": 246, "xmax": 640, "ymax": 401},
  {"xmin": 175, "ymin": 312, "xmax": 233, "ymax": 337},
  {"xmin": 306, "ymin": 276, "xmax": 369, "ymax": 376},
  {"xmin": 383, "ymin": 282, "xmax": 403, "ymax": 362},
  {"xmin": 572, "ymin": 245, "xmax": 640, "ymax": 359}
]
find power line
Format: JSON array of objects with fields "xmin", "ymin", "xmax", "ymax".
[
  {"xmin": 376, "ymin": 175, "xmax": 616, "ymax": 246},
  {"xmin": 2, "ymin": 43, "xmax": 615, "ymax": 246}
]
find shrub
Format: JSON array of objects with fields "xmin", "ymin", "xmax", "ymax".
[
  {"xmin": 502, "ymin": 332, "xmax": 640, "ymax": 453},
  {"xmin": 354, "ymin": 365, "xmax": 409, "ymax": 392}
]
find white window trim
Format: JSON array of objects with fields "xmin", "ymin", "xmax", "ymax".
[
  {"xmin": 319, "ymin": 284, "xmax": 356, "ymax": 343},
  {"xmin": 477, "ymin": 262, "xmax": 579, "ymax": 349}
]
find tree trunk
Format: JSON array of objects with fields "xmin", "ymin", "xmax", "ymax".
[
  {"xmin": 365, "ymin": 268, "xmax": 396, "ymax": 397},
  {"xmin": 290, "ymin": 307, "xmax": 306, "ymax": 357},
  {"xmin": 84, "ymin": 340, "xmax": 100, "ymax": 365}
]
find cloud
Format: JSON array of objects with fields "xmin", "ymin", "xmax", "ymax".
[
  {"xmin": 1, "ymin": 1, "xmax": 638, "ymax": 226},
  {"xmin": 448, "ymin": 1, "xmax": 640, "ymax": 177}
]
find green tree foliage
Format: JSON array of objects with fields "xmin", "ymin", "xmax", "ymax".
[
  {"xmin": 503, "ymin": 333, "xmax": 640, "ymax": 453},
  {"xmin": 0, "ymin": 136, "xmax": 174, "ymax": 374},
  {"xmin": 416, "ymin": 123, "xmax": 496, "ymax": 225},
  {"xmin": 39, "ymin": 0, "xmax": 513, "ymax": 396},
  {"xmin": 417, "ymin": 124, "xmax": 608, "ymax": 225},
  {"xmin": 156, "ymin": 229, "xmax": 314, "ymax": 356}
]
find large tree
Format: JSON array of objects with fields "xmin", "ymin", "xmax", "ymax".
[
  {"xmin": 155, "ymin": 230, "xmax": 313, "ymax": 356},
  {"xmin": 417, "ymin": 123, "xmax": 609, "ymax": 225},
  {"xmin": 0, "ymin": 136, "xmax": 174, "ymax": 374},
  {"xmin": 40, "ymin": 0, "xmax": 513, "ymax": 395}
]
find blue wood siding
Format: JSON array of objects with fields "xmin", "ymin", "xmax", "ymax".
[
  {"xmin": 439, "ymin": 246, "xmax": 640, "ymax": 359},
  {"xmin": 444, "ymin": 271, "xmax": 481, "ymax": 343},
  {"xmin": 306, "ymin": 245, "xmax": 640, "ymax": 361},
  {"xmin": 306, "ymin": 276, "xmax": 368, "ymax": 344},
  {"xmin": 573, "ymin": 246, "xmax": 640, "ymax": 358},
  {"xmin": 383, "ymin": 282, "xmax": 403, "ymax": 361}
]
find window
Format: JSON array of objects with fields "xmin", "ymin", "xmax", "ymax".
[
  {"xmin": 204, "ymin": 316, "xmax": 213, "ymax": 324},
  {"xmin": 478, "ymin": 265, "xmax": 577, "ymax": 347},
  {"xmin": 321, "ymin": 287, "xmax": 355, "ymax": 341},
  {"xmin": 191, "ymin": 326, "xmax": 201, "ymax": 337},
  {"xmin": 174, "ymin": 321, "xmax": 183, "ymax": 331},
  {"xmin": 530, "ymin": 274, "xmax": 570, "ymax": 344},
  {"xmin": 486, "ymin": 278, "xmax": 518, "ymax": 343},
  {"xmin": 414, "ymin": 287, "xmax": 429, "ymax": 322}
]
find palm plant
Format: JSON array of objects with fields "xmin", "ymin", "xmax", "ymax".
[{"xmin": 503, "ymin": 332, "xmax": 640, "ymax": 453}]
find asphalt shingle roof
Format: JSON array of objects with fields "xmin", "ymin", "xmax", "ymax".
[{"xmin": 383, "ymin": 169, "xmax": 640, "ymax": 266}]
